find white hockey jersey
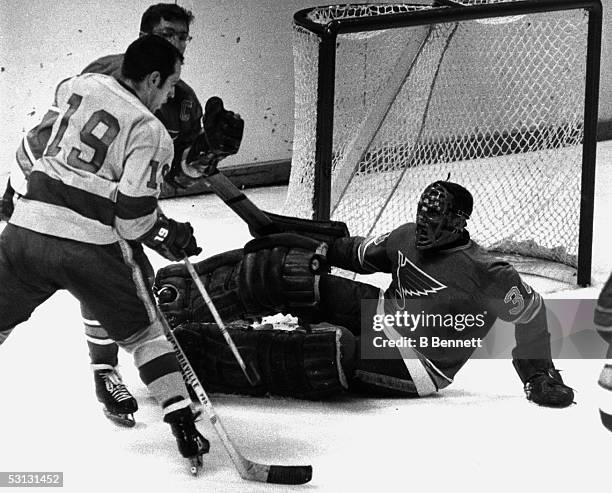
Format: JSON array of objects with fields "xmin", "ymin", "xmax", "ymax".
[{"xmin": 11, "ymin": 73, "xmax": 174, "ymax": 244}]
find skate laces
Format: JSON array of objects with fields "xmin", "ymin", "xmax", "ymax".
[{"xmin": 102, "ymin": 369, "xmax": 133, "ymax": 403}]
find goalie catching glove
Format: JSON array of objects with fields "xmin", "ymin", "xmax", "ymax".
[{"xmin": 141, "ymin": 215, "xmax": 201, "ymax": 262}]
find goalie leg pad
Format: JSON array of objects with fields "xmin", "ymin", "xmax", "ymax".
[
  {"xmin": 174, "ymin": 322, "xmax": 356, "ymax": 400},
  {"xmin": 350, "ymin": 357, "xmax": 419, "ymax": 397}
]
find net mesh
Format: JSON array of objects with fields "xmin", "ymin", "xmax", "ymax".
[{"xmin": 285, "ymin": 1, "xmax": 588, "ymax": 270}]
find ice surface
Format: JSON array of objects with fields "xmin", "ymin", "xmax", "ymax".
[{"xmin": 2, "ymin": 142, "xmax": 612, "ymax": 492}]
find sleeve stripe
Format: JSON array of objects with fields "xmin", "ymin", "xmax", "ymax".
[
  {"xmin": 23, "ymin": 137, "xmax": 40, "ymax": 166},
  {"xmin": 594, "ymin": 304, "xmax": 612, "ymax": 328},
  {"xmin": 115, "ymin": 191, "xmax": 158, "ymax": 220},
  {"xmin": 15, "ymin": 140, "xmax": 35, "ymax": 177},
  {"xmin": 511, "ymin": 292, "xmax": 543, "ymax": 325},
  {"xmin": 358, "ymin": 236, "xmax": 381, "ymax": 273}
]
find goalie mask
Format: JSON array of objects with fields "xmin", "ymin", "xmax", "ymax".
[{"xmin": 415, "ymin": 181, "xmax": 473, "ymax": 251}]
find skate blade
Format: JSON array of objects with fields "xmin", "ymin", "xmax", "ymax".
[
  {"xmin": 103, "ymin": 408, "xmax": 136, "ymax": 428},
  {"xmin": 189, "ymin": 455, "xmax": 203, "ymax": 476}
]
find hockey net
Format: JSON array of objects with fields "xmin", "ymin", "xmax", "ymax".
[{"xmin": 283, "ymin": 1, "xmax": 598, "ymax": 283}]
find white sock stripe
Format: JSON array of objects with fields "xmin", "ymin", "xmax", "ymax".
[
  {"xmin": 82, "ymin": 318, "xmax": 102, "ymax": 327},
  {"xmin": 132, "ymin": 335, "xmax": 168, "ymax": 353},
  {"xmin": 85, "ymin": 335, "xmax": 116, "ymax": 345},
  {"xmin": 91, "ymin": 363, "xmax": 115, "ymax": 371},
  {"xmin": 163, "ymin": 398, "xmax": 192, "ymax": 416}
]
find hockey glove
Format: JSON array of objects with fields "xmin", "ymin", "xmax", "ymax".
[
  {"xmin": 184, "ymin": 96, "xmax": 244, "ymax": 177},
  {"xmin": 142, "ymin": 215, "xmax": 202, "ymax": 262},
  {"xmin": 513, "ymin": 359, "xmax": 575, "ymax": 408}
]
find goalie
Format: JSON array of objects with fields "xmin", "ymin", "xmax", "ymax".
[{"xmin": 155, "ymin": 180, "xmax": 574, "ymax": 407}]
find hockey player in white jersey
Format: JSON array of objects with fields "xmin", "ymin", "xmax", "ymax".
[
  {"xmin": 0, "ymin": 4, "xmax": 245, "ymax": 428},
  {"xmin": 0, "ymin": 35, "xmax": 232, "ymax": 472},
  {"xmin": 155, "ymin": 181, "xmax": 574, "ymax": 408}
]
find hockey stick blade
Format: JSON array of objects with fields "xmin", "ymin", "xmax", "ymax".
[
  {"xmin": 266, "ymin": 465, "xmax": 313, "ymax": 485},
  {"xmin": 157, "ymin": 308, "xmax": 312, "ymax": 484},
  {"xmin": 238, "ymin": 461, "xmax": 312, "ymax": 484}
]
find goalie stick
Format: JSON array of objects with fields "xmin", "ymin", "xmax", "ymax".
[
  {"xmin": 202, "ymin": 170, "xmax": 350, "ymax": 244},
  {"xmin": 182, "ymin": 254, "xmax": 261, "ymax": 387},
  {"xmin": 157, "ymin": 306, "xmax": 313, "ymax": 484},
  {"xmin": 201, "ymin": 170, "xmax": 279, "ymax": 237}
]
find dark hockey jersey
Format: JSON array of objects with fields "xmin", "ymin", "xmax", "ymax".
[
  {"xmin": 357, "ymin": 223, "xmax": 544, "ymax": 380},
  {"xmin": 12, "ymin": 53, "xmax": 203, "ymax": 195}
]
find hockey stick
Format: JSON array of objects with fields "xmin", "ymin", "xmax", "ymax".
[
  {"xmin": 157, "ymin": 306, "xmax": 313, "ymax": 484},
  {"xmin": 202, "ymin": 170, "xmax": 350, "ymax": 244},
  {"xmin": 182, "ymin": 254, "xmax": 261, "ymax": 386},
  {"xmin": 201, "ymin": 171, "xmax": 279, "ymax": 237}
]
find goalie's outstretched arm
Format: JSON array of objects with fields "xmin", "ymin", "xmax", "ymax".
[{"xmin": 328, "ymin": 233, "xmax": 393, "ymax": 274}]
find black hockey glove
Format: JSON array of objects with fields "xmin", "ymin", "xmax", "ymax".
[
  {"xmin": 512, "ymin": 359, "xmax": 575, "ymax": 408},
  {"xmin": 185, "ymin": 96, "xmax": 244, "ymax": 176},
  {"xmin": 142, "ymin": 215, "xmax": 202, "ymax": 262}
]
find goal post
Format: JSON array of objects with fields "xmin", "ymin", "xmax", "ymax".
[{"xmin": 284, "ymin": 0, "xmax": 602, "ymax": 286}]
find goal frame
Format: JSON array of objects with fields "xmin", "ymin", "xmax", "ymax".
[{"xmin": 292, "ymin": 0, "xmax": 602, "ymax": 286}]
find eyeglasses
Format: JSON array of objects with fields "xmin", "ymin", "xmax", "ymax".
[{"xmin": 144, "ymin": 29, "xmax": 192, "ymax": 43}]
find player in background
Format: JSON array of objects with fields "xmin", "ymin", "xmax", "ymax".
[
  {"xmin": 0, "ymin": 35, "xmax": 227, "ymax": 470},
  {"xmin": 0, "ymin": 4, "xmax": 222, "ymax": 427},
  {"xmin": 155, "ymin": 181, "xmax": 574, "ymax": 407},
  {"xmin": 594, "ymin": 280, "xmax": 612, "ymax": 431}
]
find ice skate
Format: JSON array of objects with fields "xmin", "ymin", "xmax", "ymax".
[
  {"xmin": 165, "ymin": 407, "xmax": 210, "ymax": 475},
  {"xmin": 94, "ymin": 365, "xmax": 138, "ymax": 427}
]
